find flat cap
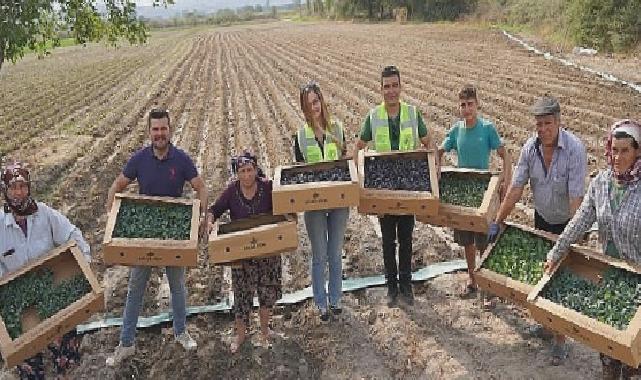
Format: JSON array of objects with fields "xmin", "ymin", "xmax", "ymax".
[{"xmin": 531, "ymin": 96, "xmax": 560, "ymax": 116}]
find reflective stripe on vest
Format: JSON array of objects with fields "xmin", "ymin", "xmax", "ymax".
[
  {"xmin": 297, "ymin": 122, "xmax": 343, "ymax": 163},
  {"xmin": 370, "ymin": 102, "xmax": 418, "ymax": 152}
]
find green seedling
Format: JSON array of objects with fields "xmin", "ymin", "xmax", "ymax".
[
  {"xmin": 113, "ymin": 200, "xmax": 192, "ymax": 240},
  {"xmin": 0, "ymin": 269, "xmax": 91, "ymax": 340},
  {"xmin": 482, "ymin": 226, "xmax": 551, "ymax": 285}
]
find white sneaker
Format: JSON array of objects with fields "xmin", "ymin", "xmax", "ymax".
[
  {"xmin": 176, "ymin": 331, "xmax": 197, "ymax": 351},
  {"xmin": 106, "ymin": 344, "xmax": 135, "ymax": 367}
]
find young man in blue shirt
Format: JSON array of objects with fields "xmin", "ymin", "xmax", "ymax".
[{"xmin": 438, "ymin": 85, "xmax": 511, "ymax": 301}]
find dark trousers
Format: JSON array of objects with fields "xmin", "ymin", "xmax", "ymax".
[
  {"xmin": 379, "ymin": 215, "xmax": 415, "ymax": 284},
  {"xmin": 534, "ymin": 211, "xmax": 568, "ymax": 235}
]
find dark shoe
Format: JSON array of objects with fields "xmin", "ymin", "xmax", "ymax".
[
  {"xmin": 399, "ymin": 282, "xmax": 414, "ymax": 306},
  {"xmin": 621, "ymin": 363, "xmax": 640, "ymax": 379},
  {"xmin": 551, "ymin": 342, "xmax": 568, "ymax": 366},
  {"xmin": 481, "ymin": 291, "xmax": 498, "ymax": 311},
  {"xmin": 601, "ymin": 354, "xmax": 623, "ymax": 380},
  {"xmin": 525, "ymin": 324, "xmax": 553, "ymax": 341},
  {"xmin": 387, "ymin": 282, "xmax": 399, "ymax": 308},
  {"xmin": 320, "ymin": 309, "xmax": 330, "ymax": 322},
  {"xmin": 459, "ymin": 283, "xmax": 478, "ymax": 299},
  {"xmin": 603, "ymin": 363, "xmax": 622, "ymax": 380},
  {"xmin": 329, "ymin": 305, "xmax": 342, "ymax": 316}
]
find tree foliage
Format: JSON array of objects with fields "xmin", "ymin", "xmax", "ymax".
[
  {"xmin": 567, "ymin": 0, "xmax": 641, "ymax": 51},
  {"xmin": 305, "ymin": 0, "xmax": 640, "ymax": 51},
  {"xmin": 0, "ymin": 0, "xmax": 173, "ymax": 70}
]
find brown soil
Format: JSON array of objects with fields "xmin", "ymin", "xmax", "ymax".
[{"xmin": 2, "ymin": 21, "xmax": 641, "ymax": 379}]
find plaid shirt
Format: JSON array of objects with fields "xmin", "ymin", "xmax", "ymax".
[
  {"xmin": 512, "ymin": 128, "xmax": 587, "ymax": 225},
  {"xmin": 548, "ymin": 170, "xmax": 641, "ymax": 263}
]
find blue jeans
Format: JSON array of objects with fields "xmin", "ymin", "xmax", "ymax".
[
  {"xmin": 120, "ymin": 266, "xmax": 187, "ymax": 346},
  {"xmin": 303, "ymin": 207, "xmax": 349, "ymax": 311}
]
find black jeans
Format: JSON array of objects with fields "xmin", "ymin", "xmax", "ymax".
[
  {"xmin": 379, "ymin": 215, "xmax": 415, "ymax": 284},
  {"xmin": 534, "ymin": 211, "xmax": 568, "ymax": 235}
]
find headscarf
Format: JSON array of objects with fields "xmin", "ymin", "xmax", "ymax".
[
  {"xmin": 231, "ymin": 151, "xmax": 265, "ymax": 179},
  {"xmin": 605, "ymin": 119, "xmax": 641, "ymax": 185},
  {"xmin": 1, "ymin": 162, "xmax": 39, "ymax": 216}
]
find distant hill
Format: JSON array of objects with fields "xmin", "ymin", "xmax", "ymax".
[{"xmin": 132, "ymin": 0, "xmax": 295, "ymax": 19}]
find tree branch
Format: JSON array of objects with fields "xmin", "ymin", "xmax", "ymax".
[{"xmin": 0, "ymin": 42, "xmax": 4, "ymax": 72}]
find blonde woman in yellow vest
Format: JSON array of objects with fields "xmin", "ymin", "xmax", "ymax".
[
  {"xmin": 294, "ymin": 82, "xmax": 349, "ymax": 322},
  {"xmin": 353, "ymin": 66, "xmax": 435, "ymax": 307}
]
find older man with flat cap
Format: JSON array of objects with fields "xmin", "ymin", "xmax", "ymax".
[{"xmin": 488, "ymin": 95, "xmax": 588, "ymax": 365}]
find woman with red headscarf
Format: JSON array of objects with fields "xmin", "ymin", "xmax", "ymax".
[
  {"xmin": 0, "ymin": 162, "xmax": 91, "ymax": 379},
  {"xmin": 544, "ymin": 120, "xmax": 641, "ymax": 379}
]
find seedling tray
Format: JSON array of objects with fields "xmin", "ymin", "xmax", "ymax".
[
  {"xmin": 417, "ymin": 168, "xmax": 502, "ymax": 232},
  {"xmin": 527, "ymin": 245, "xmax": 641, "ymax": 367},
  {"xmin": 0, "ymin": 241, "xmax": 103, "ymax": 367},
  {"xmin": 103, "ymin": 193, "xmax": 200, "ymax": 267},
  {"xmin": 209, "ymin": 214, "xmax": 298, "ymax": 264},
  {"xmin": 357, "ymin": 149, "xmax": 439, "ymax": 216},
  {"xmin": 272, "ymin": 159, "xmax": 359, "ymax": 214},
  {"xmin": 475, "ymin": 222, "xmax": 556, "ymax": 306}
]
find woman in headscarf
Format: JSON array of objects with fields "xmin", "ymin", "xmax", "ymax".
[
  {"xmin": 208, "ymin": 151, "xmax": 282, "ymax": 354},
  {"xmin": 0, "ymin": 162, "xmax": 91, "ymax": 379},
  {"xmin": 544, "ymin": 120, "xmax": 641, "ymax": 379},
  {"xmin": 295, "ymin": 81, "xmax": 349, "ymax": 322}
]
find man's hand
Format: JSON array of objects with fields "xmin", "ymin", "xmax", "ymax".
[
  {"xmin": 198, "ymin": 213, "xmax": 209, "ymax": 238},
  {"xmin": 543, "ymin": 259, "xmax": 556, "ymax": 274},
  {"xmin": 206, "ymin": 213, "xmax": 215, "ymax": 235},
  {"xmin": 487, "ymin": 222, "xmax": 501, "ymax": 244},
  {"xmin": 499, "ymin": 180, "xmax": 507, "ymax": 201}
]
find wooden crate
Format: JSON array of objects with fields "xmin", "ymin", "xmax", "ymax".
[
  {"xmin": 272, "ymin": 159, "xmax": 359, "ymax": 214},
  {"xmin": 357, "ymin": 149, "xmax": 440, "ymax": 216},
  {"xmin": 527, "ymin": 245, "xmax": 641, "ymax": 367},
  {"xmin": 417, "ymin": 168, "xmax": 502, "ymax": 233},
  {"xmin": 0, "ymin": 241, "xmax": 103, "ymax": 367},
  {"xmin": 209, "ymin": 214, "xmax": 298, "ymax": 264},
  {"xmin": 474, "ymin": 222, "xmax": 557, "ymax": 306},
  {"xmin": 103, "ymin": 193, "xmax": 200, "ymax": 267}
]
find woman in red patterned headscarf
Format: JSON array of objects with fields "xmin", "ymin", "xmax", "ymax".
[
  {"xmin": 1, "ymin": 162, "xmax": 92, "ymax": 379},
  {"xmin": 545, "ymin": 120, "xmax": 641, "ymax": 379}
]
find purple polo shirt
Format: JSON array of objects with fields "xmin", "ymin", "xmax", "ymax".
[
  {"xmin": 123, "ymin": 144, "xmax": 198, "ymax": 197},
  {"xmin": 210, "ymin": 179, "xmax": 273, "ymax": 221}
]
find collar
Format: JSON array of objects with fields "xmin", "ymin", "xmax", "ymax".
[
  {"xmin": 149, "ymin": 143, "xmax": 176, "ymax": 161},
  {"xmin": 380, "ymin": 101, "xmax": 403, "ymax": 116},
  {"xmin": 536, "ymin": 128, "xmax": 567, "ymax": 150},
  {"xmin": 2, "ymin": 210, "xmax": 30, "ymax": 228},
  {"xmin": 461, "ymin": 118, "xmax": 481, "ymax": 129}
]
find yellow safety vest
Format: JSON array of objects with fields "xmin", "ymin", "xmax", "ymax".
[
  {"xmin": 297, "ymin": 121, "xmax": 344, "ymax": 163},
  {"xmin": 370, "ymin": 102, "xmax": 418, "ymax": 152}
]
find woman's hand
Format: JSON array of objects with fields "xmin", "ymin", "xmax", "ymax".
[
  {"xmin": 206, "ymin": 213, "xmax": 215, "ymax": 235},
  {"xmin": 543, "ymin": 259, "xmax": 556, "ymax": 274}
]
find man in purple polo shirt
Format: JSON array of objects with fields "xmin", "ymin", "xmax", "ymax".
[{"xmin": 104, "ymin": 108, "xmax": 208, "ymax": 366}]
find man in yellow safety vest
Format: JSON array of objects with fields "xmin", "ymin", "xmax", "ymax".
[{"xmin": 353, "ymin": 65, "xmax": 435, "ymax": 307}]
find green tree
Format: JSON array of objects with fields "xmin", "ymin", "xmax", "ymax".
[
  {"xmin": 568, "ymin": 0, "xmax": 641, "ymax": 51},
  {"xmin": 0, "ymin": 0, "xmax": 173, "ymax": 71}
]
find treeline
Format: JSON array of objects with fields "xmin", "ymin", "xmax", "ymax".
[
  {"xmin": 144, "ymin": 5, "xmax": 283, "ymax": 29},
  {"xmin": 298, "ymin": 0, "xmax": 473, "ymax": 22},
  {"xmin": 300, "ymin": 0, "xmax": 641, "ymax": 51}
]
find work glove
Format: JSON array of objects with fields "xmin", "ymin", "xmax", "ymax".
[{"xmin": 487, "ymin": 222, "xmax": 501, "ymax": 244}]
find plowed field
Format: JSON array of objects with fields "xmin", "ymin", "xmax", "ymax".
[{"xmin": 1, "ymin": 21, "xmax": 640, "ymax": 379}]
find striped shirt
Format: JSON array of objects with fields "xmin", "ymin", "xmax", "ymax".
[
  {"xmin": 512, "ymin": 128, "xmax": 588, "ymax": 225},
  {"xmin": 548, "ymin": 170, "xmax": 641, "ymax": 263},
  {"xmin": 0, "ymin": 203, "xmax": 91, "ymax": 278}
]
